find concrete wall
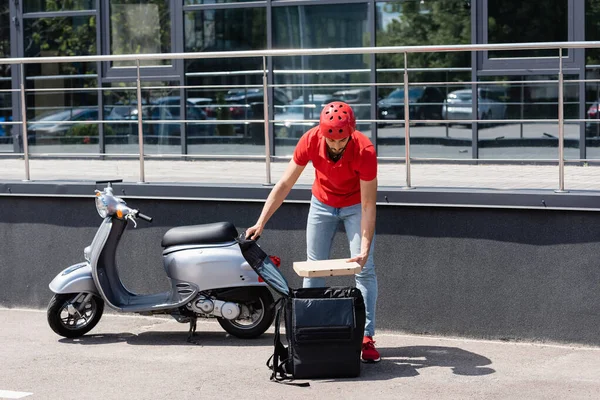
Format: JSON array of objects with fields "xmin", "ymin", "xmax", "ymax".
[{"xmin": 2, "ymin": 195, "xmax": 600, "ymax": 345}]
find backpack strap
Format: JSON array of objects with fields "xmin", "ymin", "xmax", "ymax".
[{"xmin": 267, "ymin": 297, "xmax": 310, "ymax": 387}]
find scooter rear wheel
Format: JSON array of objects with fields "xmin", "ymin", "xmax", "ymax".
[
  {"xmin": 217, "ymin": 287, "xmax": 274, "ymax": 339},
  {"xmin": 47, "ymin": 293, "xmax": 104, "ymax": 338}
]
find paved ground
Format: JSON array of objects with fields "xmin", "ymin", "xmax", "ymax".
[{"xmin": 1, "ymin": 308, "xmax": 598, "ymax": 400}]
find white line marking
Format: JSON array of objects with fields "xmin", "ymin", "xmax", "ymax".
[{"xmin": 0, "ymin": 390, "xmax": 33, "ymax": 399}]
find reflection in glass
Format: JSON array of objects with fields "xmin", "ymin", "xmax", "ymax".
[
  {"xmin": 585, "ymin": 67, "xmax": 600, "ymax": 159},
  {"xmin": 274, "ymin": 92, "xmax": 331, "ymax": 140},
  {"xmin": 0, "ymin": 0, "xmax": 11, "ymax": 151},
  {"xmin": 23, "ymin": 15, "xmax": 98, "ymax": 153},
  {"xmin": 184, "ymin": 8, "xmax": 266, "ymax": 72},
  {"xmin": 27, "ymin": 107, "xmax": 100, "ymax": 153},
  {"xmin": 185, "ymin": 0, "xmax": 260, "ymax": 4},
  {"xmin": 273, "ymin": 3, "xmax": 370, "ymax": 154},
  {"xmin": 478, "ymin": 75, "xmax": 579, "ymax": 160},
  {"xmin": 487, "ymin": 0, "xmax": 567, "ymax": 59},
  {"xmin": 376, "ymin": 1, "xmax": 471, "ymax": 159},
  {"xmin": 273, "ymin": 3, "xmax": 369, "ymax": 74},
  {"xmin": 24, "ymin": 16, "xmax": 97, "ymax": 76},
  {"xmin": 184, "ymin": 8, "xmax": 266, "ymax": 156},
  {"xmin": 103, "ymin": 82, "xmax": 182, "ymax": 154},
  {"xmin": 110, "ymin": 0, "xmax": 171, "ymax": 67},
  {"xmin": 276, "ymin": 123, "xmax": 372, "ymax": 158},
  {"xmin": 24, "ymin": 0, "xmax": 95, "ymax": 13},
  {"xmin": 0, "ymin": 0, "xmax": 9, "ymax": 60},
  {"xmin": 25, "ymin": 81, "xmax": 98, "ymax": 153},
  {"xmin": 586, "ymin": 0, "xmax": 600, "ymax": 66},
  {"xmin": 585, "ymin": 1, "xmax": 600, "ymax": 159},
  {"xmin": 184, "ymin": 86, "xmax": 268, "ymax": 156},
  {"xmin": 376, "ymin": 1, "xmax": 470, "ymax": 75}
]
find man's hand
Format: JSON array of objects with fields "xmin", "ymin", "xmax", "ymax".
[
  {"xmin": 348, "ymin": 253, "xmax": 368, "ymax": 269},
  {"xmin": 244, "ymin": 159, "xmax": 306, "ymax": 242},
  {"xmin": 245, "ymin": 224, "xmax": 264, "ymax": 240}
]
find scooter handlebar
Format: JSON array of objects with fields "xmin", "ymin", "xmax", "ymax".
[{"xmin": 137, "ymin": 212, "xmax": 153, "ymax": 223}]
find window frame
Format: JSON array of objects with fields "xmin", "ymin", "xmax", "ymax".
[
  {"xmin": 100, "ymin": 0, "xmax": 182, "ymax": 81},
  {"xmin": 476, "ymin": 0, "xmax": 585, "ymax": 75}
]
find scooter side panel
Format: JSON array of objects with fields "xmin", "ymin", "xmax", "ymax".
[
  {"xmin": 164, "ymin": 243, "xmax": 267, "ymax": 291},
  {"xmin": 49, "ymin": 262, "xmax": 98, "ymax": 295}
]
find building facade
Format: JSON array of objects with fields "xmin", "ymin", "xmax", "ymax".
[{"xmin": 1, "ymin": 0, "xmax": 600, "ymax": 161}]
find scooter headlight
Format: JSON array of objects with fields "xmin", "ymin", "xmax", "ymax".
[{"xmin": 95, "ymin": 193, "xmax": 109, "ymax": 218}]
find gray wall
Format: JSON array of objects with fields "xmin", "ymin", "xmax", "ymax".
[{"xmin": 2, "ymin": 195, "xmax": 600, "ymax": 346}]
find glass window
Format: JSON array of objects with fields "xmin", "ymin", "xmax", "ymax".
[
  {"xmin": 376, "ymin": 0, "xmax": 471, "ymax": 159},
  {"xmin": 110, "ymin": 1, "xmax": 171, "ymax": 67},
  {"xmin": 487, "ymin": 0, "xmax": 568, "ymax": 59},
  {"xmin": 586, "ymin": 0, "xmax": 600, "ymax": 65},
  {"xmin": 185, "ymin": 8, "xmax": 266, "ymax": 70},
  {"xmin": 24, "ymin": 0, "xmax": 95, "ymax": 13},
  {"xmin": 585, "ymin": 0, "xmax": 600, "ymax": 158},
  {"xmin": 104, "ymin": 81, "xmax": 182, "ymax": 156},
  {"xmin": 478, "ymin": 75, "xmax": 579, "ymax": 160},
  {"xmin": 24, "ymin": 16, "xmax": 97, "ymax": 76},
  {"xmin": 184, "ymin": 8, "xmax": 266, "ymax": 156},
  {"xmin": 0, "ymin": 0, "xmax": 9, "ymax": 59},
  {"xmin": 185, "ymin": 0, "xmax": 260, "ymax": 4},
  {"xmin": 23, "ymin": 16, "xmax": 98, "ymax": 153},
  {"xmin": 273, "ymin": 3, "xmax": 370, "ymax": 155},
  {"xmin": 0, "ymin": 0, "xmax": 11, "ymax": 151},
  {"xmin": 273, "ymin": 3, "xmax": 369, "ymax": 73}
]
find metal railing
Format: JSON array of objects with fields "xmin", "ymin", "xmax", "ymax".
[{"xmin": 2, "ymin": 40, "xmax": 600, "ymax": 191}]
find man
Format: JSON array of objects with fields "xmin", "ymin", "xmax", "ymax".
[{"xmin": 245, "ymin": 101, "xmax": 379, "ymax": 363}]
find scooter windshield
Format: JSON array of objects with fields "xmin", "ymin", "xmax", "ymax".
[{"xmin": 237, "ymin": 236, "xmax": 290, "ymax": 298}]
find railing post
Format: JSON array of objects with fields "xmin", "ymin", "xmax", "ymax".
[
  {"xmin": 403, "ymin": 52, "xmax": 414, "ymax": 189},
  {"xmin": 136, "ymin": 59, "xmax": 146, "ymax": 183},
  {"xmin": 262, "ymin": 55, "xmax": 272, "ymax": 186},
  {"xmin": 19, "ymin": 63, "xmax": 30, "ymax": 181},
  {"xmin": 555, "ymin": 47, "xmax": 568, "ymax": 193}
]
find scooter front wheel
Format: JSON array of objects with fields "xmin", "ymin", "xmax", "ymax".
[
  {"xmin": 47, "ymin": 293, "xmax": 104, "ymax": 338},
  {"xmin": 217, "ymin": 287, "xmax": 274, "ymax": 339}
]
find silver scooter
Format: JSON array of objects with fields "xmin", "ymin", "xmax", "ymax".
[{"xmin": 47, "ymin": 180, "xmax": 276, "ymax": 340}]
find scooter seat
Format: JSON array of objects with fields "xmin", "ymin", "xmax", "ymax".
[{"xmin": 161, "ymin": 221, "xmax": 238, "ymax": 247}]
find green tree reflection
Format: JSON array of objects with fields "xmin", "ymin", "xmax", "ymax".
[{"xmin": 376, "ymin": 1, "xmax": 470, "ymax": 84}]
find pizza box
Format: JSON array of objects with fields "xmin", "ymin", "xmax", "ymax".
[{"xmin": 293, "ymin": 258, "xmax": 362, "ymax": 278}]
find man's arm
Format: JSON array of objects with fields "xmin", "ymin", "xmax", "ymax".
[
  {"xmin": 348, "ymin": 177, "xmax": 377, "ymax": 268},
  {"xmin": 246, "ymin": 159, "xmax": 306, "ymax": 239}
]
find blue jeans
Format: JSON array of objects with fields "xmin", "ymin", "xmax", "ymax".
[{"xmin": 303, "ymin": 195, "xmax": 378, "ymax": 337}]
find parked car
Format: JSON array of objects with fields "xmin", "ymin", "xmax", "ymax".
[
  {"xmin": 586, "ymin": 100, "xmax": 600, "ymax": 137},
  {"xmin": 442, "ymin": 88, "xmax": 508, "ymax": 127},
  {"xmin": 0, "ymin": 115, "xmax": 13, "ymax": 137},
  {"xmin": 332, "ymin": 88, "xmax": 371, "ymax": 120},
  {"xmin": 224, "ymin": 88, "xmax": 290, "ymax": 134},
  {"xmin": 106, "ymin": 96, "xmax": 215, "ymax": 140},
  {"xmin": 274, "ymin": 94, "xmax": 335, "ymax": 138},
  {"xmin": 187, "ymin": 97, "xmax": 215, "ymax": 117},
  {"xmin": 377, "ymin": 86, "xmax": 445, "ymax": 126},
  {"xmin": 27, "ymin": 107, "xmax": 100, "ymax": 144}
]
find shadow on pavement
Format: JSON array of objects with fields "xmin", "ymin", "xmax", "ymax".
[
  {"xmin": 320, "ymin": 346, "xmax": 495, "ymax": 383},
  {"xmin": 59, "ymin": 335, "xmax": 495, "ymax": 381},
  {"xmin": 58, "ymin": 330, "xmax": 275, "ymax": 347}
]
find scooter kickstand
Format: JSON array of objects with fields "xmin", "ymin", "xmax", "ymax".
[{"xmin": 187, "ymin": 316, "xmax": 198, "ymax": 344}]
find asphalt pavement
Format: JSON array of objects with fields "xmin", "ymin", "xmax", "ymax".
[{"xmin": 1, "ymin": 308, "xmax": 599, "ymax": 400}]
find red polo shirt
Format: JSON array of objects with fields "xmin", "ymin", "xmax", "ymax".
[{"xmin": 293, "ymin": 127, "xmax": 377, "ymax": 208}]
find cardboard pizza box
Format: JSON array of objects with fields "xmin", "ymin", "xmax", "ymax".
[{"xmin": 293, "ymin": 258, "xmax": 362, "ymax": 278}]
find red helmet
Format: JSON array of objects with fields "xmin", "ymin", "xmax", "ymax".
[{"xmin": 319, "ymin": 101, "xmax": 356, "ymax": 140}]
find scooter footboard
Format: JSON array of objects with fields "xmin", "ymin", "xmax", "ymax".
[{"xmin": 49, "ymin": 262, "xmax": 98, "ymax": 295}]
